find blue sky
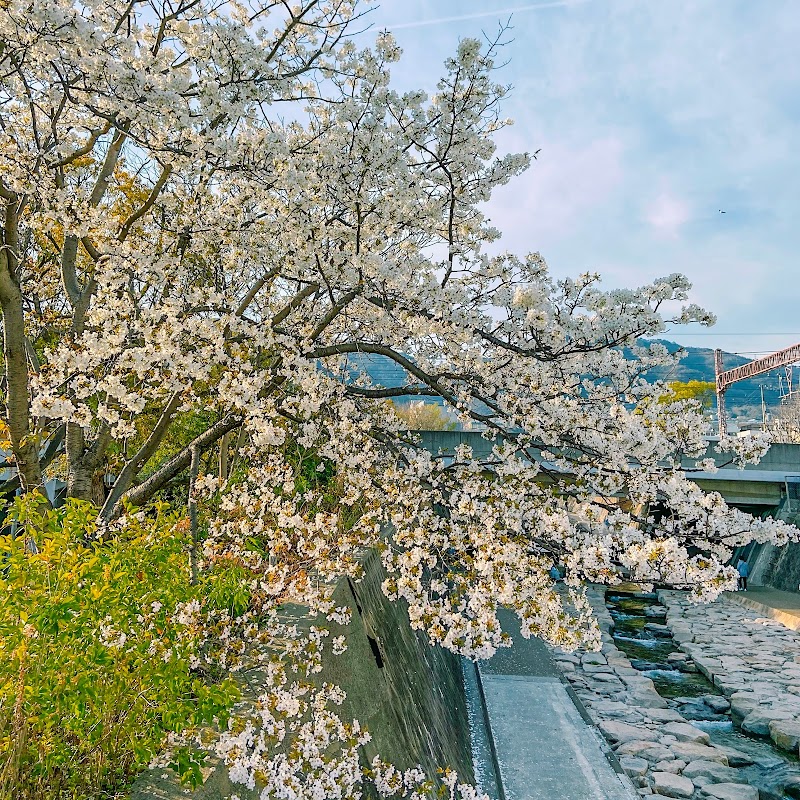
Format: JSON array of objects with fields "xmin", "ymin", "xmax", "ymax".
[{"xmin": 359, "ymin": 0, "xmax": 800, "ymax": 361}]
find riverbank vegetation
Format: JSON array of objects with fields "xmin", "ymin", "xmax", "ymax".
[{"xmin": 0, "ymin": 496, "xmax": 244, "ymax": 798}]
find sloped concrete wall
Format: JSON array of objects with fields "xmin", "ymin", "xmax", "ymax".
[
  {"xmin": 132, "ymin": 550, "xmax": 472, "ymax": 798},
  {"xmin": 747, "ymin": 506, "xmax": 800, "ymax": 593},
  {"xmin": 748, "ymin": 542, "xmax": 776, "ymax": 586},
  {"xmin": 756, "ymin": 541, "xmax": 800, "ymax": 593},
  {"xmin": 327, "ymin": 550, "xmax": 473, "ymax": 780}
]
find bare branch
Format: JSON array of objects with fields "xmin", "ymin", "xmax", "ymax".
[
  {"xmin": 117, "ymin": 163, "xmax": 173, "ymax": 241},
  {"xmin": 115, "ymin": 413, "xmax": 243, "ymax": 518},
  {"xmin": 98, "ymin": 392, "xmax": 183, "ymax": 521}
]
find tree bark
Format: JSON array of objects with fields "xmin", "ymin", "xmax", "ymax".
[
  {"xmin": 99, "ymin": 413, "xmax": 243, "ymax": 522},
  {"xmin": 91, "ymin": 471, "xmax": 107, "ymax": 507},
  {"xmin": 60, "ymin": 130, "xmax": 125, "ymax": 497},
  {"xmin": 0, "ymin": 199, "xmax": 46, "ymax": 497},
  {"xmin": 66, "ymin": 423, "xmax": 90, "ymax": 500},
  {"xmin": 98, "ymin": 392, "xmax": 182, "ymax": 519},
  {"xmin": 66, "ymin": 423, "xmax": 111, "ymax": 503}
]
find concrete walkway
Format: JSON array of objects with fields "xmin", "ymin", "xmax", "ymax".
[
  {"xmin": 724, "ymin": 585, "xmax": 800, "ymax": 631},
  {"xmin": 477, "ymin": 610, "xmax": 638, "ymax": 800}
]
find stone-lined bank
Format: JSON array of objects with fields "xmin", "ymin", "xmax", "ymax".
[
  {"xmin": 660, "ymin": 590, "xmax": 800, "ymax": 756},
  {"xmin": 553, "ymin": 587, "xmax": 760, "ymax": 800}
]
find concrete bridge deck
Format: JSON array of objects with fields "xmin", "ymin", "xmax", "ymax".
[{"xmin": 418, "ymin": 430, "xmax": 800, "ymax": 510}]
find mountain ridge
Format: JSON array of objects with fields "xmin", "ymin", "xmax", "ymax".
[
  {"xmin": 643, "ymin": 339, "xmax": 785, "ymax": 419},
  {"xmin": 347, "ymin": 340, "xmax": 791, "ymax": 421}
]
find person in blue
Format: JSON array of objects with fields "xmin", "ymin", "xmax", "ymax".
[
  {"xmin": 549, "ymin": 564, "xmax": 562, "ymax": 582},
  {"xmin": 736, "ymin": 557, "xmax": 750, "ymax": 591}
]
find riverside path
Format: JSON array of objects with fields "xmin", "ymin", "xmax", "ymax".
[
  {"xmin": 473, "ymin": 608, "xmax": 639, "ymax": 800},
  {"xmin": 724, "ymin": 585, "xmax": 800, "ymax": 631}
]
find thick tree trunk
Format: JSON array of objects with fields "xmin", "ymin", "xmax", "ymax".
[
  {"xmin": 66, "ymin": 423, "xmax": 90, "ymax": 500},
  {"xmin": 0, "ymin": 218, "xmax": 45, "ymax": 497},
  {"xmin": 66, "ymin": 462, "xmax": 94, "ymax": 502},
  {"xmin": 66, "ymin": 455, "xmax": 110, "ymax": 505},
  {"xmin": 66, "ymin": 423, "xmax": 111, "ymax": 503},
  {"xmin": 91, "ymin": 471, "xmax": 107, "ymax": 507}
]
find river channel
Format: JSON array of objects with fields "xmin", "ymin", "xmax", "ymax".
[{"xmin": 608, "ymin": 592, "xmax": 800, "ymax": 800}]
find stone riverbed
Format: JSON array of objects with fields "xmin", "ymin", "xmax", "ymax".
[{"xmin": 552, "ymin": 587, "xmax": 800, "ymax": 800}]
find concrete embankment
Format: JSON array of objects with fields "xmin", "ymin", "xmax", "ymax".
[
  {"xmin": 479, "ymin": 608, "xmax": 637, "ymax": 800},
  {"xmin": 723, "ymin": 585, "xmax": 800, "ymax": 632},
  {"xmin": 132, "ymin": 550, "xmax": 472, "ymax": 798}
]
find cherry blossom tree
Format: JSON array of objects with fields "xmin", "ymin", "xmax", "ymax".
[
  {"xmin": 1, "ymin": 0, "xmax": 798, "ymax": 794},
  {"xmin": 2, "ymin": 0, "xmax": 796, "ymax": 667}
]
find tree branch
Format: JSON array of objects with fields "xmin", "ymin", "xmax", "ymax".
[
  {"xmin": 272, "ymin": 283, "xmax": 319, "ymax": 327},
  {"xmin": 98, "ymin": 392, "xmax": 183, "ymax": 521},
  {"xmin": 117, "ymin": 163, "xmax": 173, "ymax": 241},
  {"xmin": 109, "ymin": 413, "xmax": 243, "ymax": 520}
]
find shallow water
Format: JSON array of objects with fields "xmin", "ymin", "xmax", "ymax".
[
  {"xmin": 613, "ymin": 633, "xmax": 674, "ymax": 663},
  {"xmin": 697, "ymin": 721, "xmax": 800, "ymax": 800},
  {"xmin": 607, "ymin": 592, "xmax": 800, "ymax": 799},
  {"xmin": 640, "ymin": 668, "xmax": 719, "ymax": 699}
]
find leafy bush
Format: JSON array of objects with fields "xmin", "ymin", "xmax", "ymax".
[
  {"xmin": 391, "ymin": 401, "xmax": 457, "ymax": 431},
  {"xmin": 0, "ymin": 496, "xmax": 244, "ymax": 799}
]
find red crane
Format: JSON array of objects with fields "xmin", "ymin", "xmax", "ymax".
[{"xmin": 715, "ymin": 343, "xmax": 800, "ymax": 436}]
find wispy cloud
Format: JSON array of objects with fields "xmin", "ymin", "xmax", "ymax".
[
  {"xmin": 366, "ymin": 0, "xmax": 800, "ymax": 354},
  {"xmin": 384, "ymin": 0, "xmax": 591, "ymax": 31},
  {"xmin": 645, "ymin": 193, "xmax": 691, "ymax": 239}
]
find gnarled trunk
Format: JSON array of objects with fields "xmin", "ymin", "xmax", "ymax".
[{"xmin": 0, "ymin": 206, "xmax": 45, "ymax": 498}]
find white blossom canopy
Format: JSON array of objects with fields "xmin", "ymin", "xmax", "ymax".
[{"xmin": 0, "ymin": 1, "xmax": 796, "ymax": 793}]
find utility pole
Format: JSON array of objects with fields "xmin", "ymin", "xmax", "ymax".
[
  {"xmin": 761, "ymin": 384, "xmax": 767, "ymax": 431},
  {"xmin": 714, "ymin": 348, "xmax": 727, "ymax": 437},
  {"xmin": 715, "ymin": 342, "xmax": 800, "ymax": 439}
]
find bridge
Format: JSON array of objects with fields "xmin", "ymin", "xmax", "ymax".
[
  {"xmin": 715, "ymin": 342, "xmax": 800, "ymax": 437},
  {"xmin": 416, "ymin": 430, "xmax": 800, "ymax": 513}
]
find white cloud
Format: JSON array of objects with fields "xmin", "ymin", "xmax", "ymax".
[
  {"xmin": 645, "ymin": 193, "xmax": 690, "ymax": 238},
  {"xmin": 384, "ymin": 0, "xmax": 593, "ymax": 30},
  {"xmin": 487, "ymin": 135, "xmax": 625, "ymax": 248},
  {"xmin": 368, "ymin": 0, "xmax": 800, "ymax": 354}
]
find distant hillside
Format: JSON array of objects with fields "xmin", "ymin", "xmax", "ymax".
[
  {"xmin": 643, "ymin": 340, "xmax": 785, "ymax": 420},
  {"xmin": 345, "ymin": 342, "xmax": 789, "ymax": 423}
]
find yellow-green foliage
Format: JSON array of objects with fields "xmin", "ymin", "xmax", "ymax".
[
  {"xmin": 392, "ymin": 401, "xmax": 457, "ymax": 431},
  {"xmin": 0, "ymin": 496, "xmax": 243, "ymax": 800},
  {"xmin": 659, "ymin": 380, "xmax": 716, "ymax": 408}
]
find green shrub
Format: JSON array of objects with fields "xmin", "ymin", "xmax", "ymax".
[{"xmin": 0, "ymin": 496, "xmax": 243, "ymax": 799}]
